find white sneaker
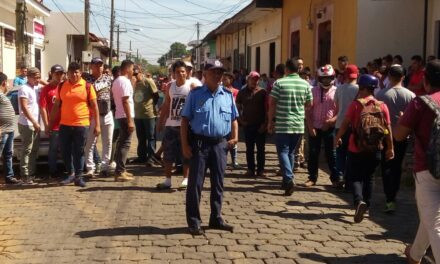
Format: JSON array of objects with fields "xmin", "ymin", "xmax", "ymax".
[
  {"xmin": 179, "ymin": 179, "xmax": 188, "ymax": 189},
  {"xmin": 110, "ymin": 162, "xmax": 116, "ymax": 170},
  {"xmin": 85, "ymin": 170, "xmax": 94, "ymax": 178}
]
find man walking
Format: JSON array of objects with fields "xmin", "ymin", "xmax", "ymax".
[
  {"xmin": 112, "ymin": 59, "xmax": 136, "ymax": 182},
  {"xmin": 268, "ymin": 58, "xmax": 312, "ymax": 196},
  {"xmin": 49, "ymin": 62, "xmax": 101, "ymax": 187},
  {"xmin": 0, "ymin": 73, "xmax": 21, "ymax": 184},
  {"xmin": 40, "ymin": 64, "xmax": 65, "ymax": 179},
  {"xmin": 236, "ymin": 71, "xmax": 267, "ymax": 177},
  {"xmin": 84, "ymin": 57, "xmax": 114, "ymax": 178},
  {"xmin": 18, "ymin": 67, "xmax": 41, "ymax": 184},
  {"xmin": 376, "ymin": 64, "xmax": 415, "ymax": 212},
  {"xmin": 133, "ymin": 65, "xmax": 160, "ymax": 167},
  {"xmin": 181, "ymin": 59, "xmax": 238, "ymax": 235}
]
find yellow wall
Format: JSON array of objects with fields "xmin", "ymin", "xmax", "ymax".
[{"xmin": 281, "ymin": 0, "xmax": 357, "ymax": 70}]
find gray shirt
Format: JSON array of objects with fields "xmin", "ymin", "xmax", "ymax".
[
  {"xmin": 376, "ymin": 86, "xmax": 415, "ymax": 126},
  {"xmin": 335, "ymin": 83, "xmax": 359, "ymax": 128},
  {"xmin": 0, "ymin": 92, "xmax": 15, "ymax": 133}
]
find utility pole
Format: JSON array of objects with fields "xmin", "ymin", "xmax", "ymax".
[
  {"xmin": 129, "ymin": 40, "xmax": 132, "ymax": 60},
  {"xmin": 109, "ymin": 0, "xmax": 115, "ymax": 68},
  {"xmin": 16, "ymin": 0, "xmax": 27, "ymax": 68},
  {"xmin": 116, "ymin": 24, "xmax": 120, "ymax": 62},
  {"xmin": 84, "ymin": 0, "xmax": 90, "ymax": 51},
  {"xmin": 196, "ymin": 22, "xmax": 201, "ymax": 70},
  {"xmin": 136, "ymin": 49, "xmax": 139, "ymax": 63}
]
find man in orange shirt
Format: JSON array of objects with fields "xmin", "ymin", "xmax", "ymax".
[{"xmin": 49, "ymin": 62, "xmax": 101, "ymax": 187}]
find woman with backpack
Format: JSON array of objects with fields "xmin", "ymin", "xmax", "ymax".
[{"xmin": 334, "ymin": 74, "xmax": 394, "ymax": 223}]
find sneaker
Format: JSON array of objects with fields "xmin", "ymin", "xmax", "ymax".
[
  {"xmin": 130, "ymin": 158, "xmax": 146, "ymax": 164},
  {"xmin": 256, "ymin": 171, "xmax": 265, "ymax": 177},
  {"xmin": 156, "ymin": 182, "xmax": 172, "ymax": 190},
  {"xmin": 84, "ymin": 170, "xmax": 94, "ymax": 178},
  {"xmin": 110, "ymin": 161, "xmax": 116, "ymax": 170},
  {"xmin": 244, "ymin": 170, "xmax": 255, "ymax": 178},
  {"xmin": 146, "ymin": 160, "xmax": 162, "ymax": 168},
  {"xmin": 179, "ymin": 179, "xmax": 188, "ymax": 189},
  {"xmin": 99, "ymin": 170, "xmax": 110, "ymax": 178},
  {"xmin": 150, "ymin": 155, "xmax": 164, "ymax": 167},
  {"xmin": 114, "ymin": 172, "xmax": 134, "ymax": 182},
  {"xmin": 232, "ymin": 162, "xmax": 241, "ymax": 169},
  {"xmin": 383, "ymin": 201, "xmax": 396, "ymax": 213},
  {"xmin": 172, "ymin": 166, "xmax": 183, "ymax": 175},
  {"xmin": 61, "ymin": 175, "xmax": 75, "ymax": 185},
  {"xmin": 354, "ymin": 201, "xmax": 368, "ymax": 223},
  {"xmin": 284, "ymin": 180, "xmax": 295, "ymax": 196},
  {"xmin": 303, "ymin": 180, "xmax": 316, "ymax": 187},
  {"xmin": 5, "ymin": 177, "xmax": 22, "ymax": 185},
  {"xmin": 95, "ymin": 163, "xmax": 102, "ymax": 175},
  {"xmin": 74, "ymin": 177, "xmax": 86, "ymax": 187},
  {"xmin": 124, "ymin": 171, "xmax": 134, "ymax": 177}
]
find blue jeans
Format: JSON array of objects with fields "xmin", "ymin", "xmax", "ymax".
[
  {"xmin": 307, "ymin": 128, "xmax": 341, "ymax": 183},
  {"xmin": 135, "ymin": 118, "xmax": 156, "ymax": 162},
  {"xmin": 0, "ymin": 131, "xmax": 14, "ymax": 179},
  {"xmin": 275, "ymin": 133, "xmax": 302, "ymax": 185},
  {"xmin": 59, "ymin": 125, "xmax": 88, "ymax": 177},
  {"xmin": 336, "ymin": 128, "xmax": 351, "ymax": 181},
  {"xmin": 48, "ymin": 131, "xmax": 59, "ymax": 174}
]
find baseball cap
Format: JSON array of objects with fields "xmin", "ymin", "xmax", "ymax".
[
  {"xmin": 388, "ymin": 64, "xmax": 405, "ymax": 78},
  {"xmin": 184, "ymin": 61, "xmax": 193, "ymax": 68},
  {"xmin": 345, "ymin": 64, "xmax": 359, "ymax": 79},
  {"xmin": 50, "ymin": 64, "xmax": 64, "ymax": 73},
  {"xmin": 248, "ymin": 71, "xmax": 260, "ymax": 79},
  {"xmin": 204, "ymin": 59, "xmax": 225, "ymax": 71},
  {"xmin": 91, "ymin": 57, "xmax": 104, "ymax": 64},
  {"xmin": 27, "ymin": 67, "xmax": 40, "ymax": 76},
  {"xmin": 133, "ymin": 65, "xmax": 141, "ymax": 75}
]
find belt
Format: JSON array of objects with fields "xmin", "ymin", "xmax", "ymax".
[{"xmin": 192, "ymin": 134, "xmax": 226, "ymax": 144}]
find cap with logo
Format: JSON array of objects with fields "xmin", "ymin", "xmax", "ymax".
[
  {"xmin": 345, "ymin": 64, "xmax": 359, "ymax": 79},
  {"xmin": 91, "ymin": 57, "xmax": 104, "ymax": 64},
  {"xmin": 248, "ymin": 71, "xmax": 260, "ymax": 79},
  {"xmin": 184, "ymin": 61, "xmax": 194, "ymax": 68},
  {"xmin": 204, "ymin": 59, "xmax": 225, "ymax": 71},
  {"xmin": 51, "ymin": 64, "xmax": 64, "ymax": 73}
]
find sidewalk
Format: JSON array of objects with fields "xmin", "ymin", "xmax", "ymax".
[{"xmin": 0, "ymin": 141, "xmax": 426, "ymax": 264}]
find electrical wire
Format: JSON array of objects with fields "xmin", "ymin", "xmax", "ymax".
[{"xmin": 50, "ymin": 0, "xmax": 82, "ymax": 33}]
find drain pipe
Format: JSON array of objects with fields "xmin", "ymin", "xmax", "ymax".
[{"xmin": 423, "ymin": 0, "xmax": 428, "ymax": 58}]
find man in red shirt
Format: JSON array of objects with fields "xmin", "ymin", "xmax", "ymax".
[
  {"xmin": 394, "ymin": 60, "xmax": 440, "ymax": 264},
  {"xmin": 408, "ymin": 55, "xmax": 426, "ymax": 96},
  {"xmin": 39, "ymin": 64, "xmax": 65, "ymax": 179},
  {"xmin": 335, "ymin": 74, "xmax": 394, "ymax": 223}
]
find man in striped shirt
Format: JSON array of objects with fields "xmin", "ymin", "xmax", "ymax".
[{"xmin": 268, "ymin": 58, "xmax": 313, "ymax": 196}]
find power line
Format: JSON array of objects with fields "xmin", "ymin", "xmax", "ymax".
[
  {"xmin": 50, "ymin": 0, "xmax": 82, "ymax": 33},
  {"xmin": 183, "ymin": 0, "xmax": 217, "ymax": 11},
  {"xmin": 90, "ymin": 10, "xmax": 105, "ymax": 37},
  {"xmin": 147, "ymin": 0, "xmax": 213, "ymax": 23}
]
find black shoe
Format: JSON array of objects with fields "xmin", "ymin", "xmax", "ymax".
[
  {"xmin": 130, "ymin": 158, "xmax": 146, "ymax": 164},
  {"xmin": 188, "ymin": 226, "xmax": 204, "ymax": 236},
  {"xmin": 284, "ymin": 180, "xmax": 295, "ymax": 196},
  {"xmin": 354, "ymin": 201, "xmax": 368, "ymax": 223},
  {"xmin": 208, "ymin": 223, "xmax": 234, "ymax": 232},
  {"xmin": 172, "ymin": 167, "xmax": 183, "ymax": 175},
  {"xmin": 5, "ymin": 177, "xmax": 22, "ymax": 185}
]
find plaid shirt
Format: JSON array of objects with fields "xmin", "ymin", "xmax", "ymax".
[{"xmin": 310, "ymin": 85, "xmax": 337, "ymax": 129}]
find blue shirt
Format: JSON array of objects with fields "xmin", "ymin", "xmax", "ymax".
[
  {"xmin": 182, "ymin": 85, "xmax": 239, "ymax": 137},
  {"xmin": 13, "ymin": 76, "xmax": 27, "ymax": 87}
]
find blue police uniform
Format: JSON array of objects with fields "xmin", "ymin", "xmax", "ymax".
[{"xmin": 181, "ymin": 84, "xmax": 239, "ymax": 229}]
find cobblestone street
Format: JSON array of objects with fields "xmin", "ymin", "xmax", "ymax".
[{"xmin": 0, "ymin": 141, "xmax": 423, "ymax": 264}]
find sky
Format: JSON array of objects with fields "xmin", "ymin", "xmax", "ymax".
[{"xmin": 44, "ymin": 0, "xmax": 252, "ymax": 65}]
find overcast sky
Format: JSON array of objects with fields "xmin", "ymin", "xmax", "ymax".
[{"xmin": 44, "ymin": 0, "xmax": 251, "ymax": 64}]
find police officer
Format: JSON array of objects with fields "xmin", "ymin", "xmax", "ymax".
[{"xmin": 181, "ymin": 59, "xmax": 239, "ymax": 236}]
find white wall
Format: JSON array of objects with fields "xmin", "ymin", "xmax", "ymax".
[
  {"xmin": 43, "ymin": 12, "xmax": 84, "ymax": 73},
  {"xmin": 356, "ymin": 0, "xmax": 424, "ymax": 68},
  {"xmin": 427, "ymin": 0, "xmax": 440, "ymax": 58},
  {"xmin": 0, "ymin": 5, "xmax": 16, "ymax": 80}
]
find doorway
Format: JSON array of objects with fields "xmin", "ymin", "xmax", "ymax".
[{"xmin": 317, "ymin": 21, "xmax": 331, "ymax": 67}]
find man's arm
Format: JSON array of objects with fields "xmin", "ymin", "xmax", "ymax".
[
  {"xmin": 228, "ymin": 120, "xmax": 238, "ymax": 147},
  {"xmin": 122, "ymin": 96, "xmax": 134, "ymax": 133},
  {"xmin": 180, "ymin": 117, "xmax": 192, "ymax": 159},
  {"xmin": 267, "ymin": 96, "xmax": 276, "ymax": 134},
  {"xmin": 48, "ymin": 99, "xmax": 60, "ymax": 131},
  {"xmin": 89, "ymin": 98, "xmax": 101, "ymax": 136},
  {"xmin": 306, "ymin": 100, "xmax": 316, "ymax": 137},
  {"xmin": 157, "ymin": 86, "xmax": 171, "ymax": 132},
  {"xmin": 334, "ymin": 117, "xmax": 350, "ymax": 148},
  {"xmin": 40, "ymin": 107, "xmax": 49, "ymax": 133},
  {"xmin": 19, "ymin": 97, "xmax": 40, "ymax": 132}
]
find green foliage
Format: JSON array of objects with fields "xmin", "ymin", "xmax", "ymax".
[{"xmin": 157, "ymin": 42, "xmax": 190, "ymax": 66}]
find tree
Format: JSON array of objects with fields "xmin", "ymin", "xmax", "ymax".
[{"xmin": 157, "ymin": 42, "xmax": 190, "ymax": 66}]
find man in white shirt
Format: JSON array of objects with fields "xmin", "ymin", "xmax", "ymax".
[
  {"xmin": 112, "ymin": 60, "xmax": 135, "ymax": 182},
  {"xmin": 184, "ymin": 61, "xmax": 203, "ymax": 88},
  {"xmin": 18, "ymin": 67, "xmax": 41, "ymax": 184}
]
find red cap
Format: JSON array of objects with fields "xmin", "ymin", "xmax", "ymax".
[
  {"xmin": 345, "ymin": 64, "xmax": 359, "ymax": 79},
  {"xmin": 248, "ymin": 71, "xmax": 260, "ymax": 79}
]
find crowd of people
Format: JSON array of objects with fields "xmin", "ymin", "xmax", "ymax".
[{"xmin": 0, "ymin": 53, "xmax": 439, "ymax": 262}]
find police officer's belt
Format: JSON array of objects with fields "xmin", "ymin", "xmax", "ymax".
[{"xmin": 193, "ymin": 134, "xmax": 226, "ymax": 144}]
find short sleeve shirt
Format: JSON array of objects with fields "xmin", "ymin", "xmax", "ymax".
[
  {"xmin": 409, "ymin": 69, "xmax": 426, "ymax": 96},
  {"xmin": 112, "ymin": 76, "xmax": 135, "ymax": 119},
  {"xmin": 399, "ymin": 92, "xmax": 440, "ymax": 172},
  {"xmin": 18, "ymin": 83, "xmax": 39, "ymax": 126},
  {"xmin": 375, "ymin": 86, "xmax": 415, "ymax": 127},
  {"xmin": 181, "ymin": 85, "xmax": 239, "ymax": 137},
  {"xmin": 335, "ymin": 83, "xmax": 359, "ymax": 128},
  {"xmin": 236, "ymin": 87, "xmax": 267, "ymax": 126},
  {"xmin": 310, "ymin": 86, "xmax": 337, "ymax": 129},
  {"xmin": 13, "ymin": 76, "xmax": 27, "ymax": 87},
  {"xmin": 134, "ymin": 77, "xmax": 158, "ymax": 119},
  {"xmin": 270, "ymin": 74, "xmax": 312, "ymax": 134},
  {"xmin": 85, "ymin": 74, "xmax": 114, "ymax": 125},
  {"xmin": 0, "ymin": 92, "xmax": 15, "ymax": 133},
  {"xmin": 39, "ymin": 83, "xmax": 61, "ymax": 131},
  {"xmin": 345, "ymin": 96, "xmax": 391, "ymax": 153},
  {"xmin": 56, "ymin": 79, "xmax": 97, "ymax": 127}
]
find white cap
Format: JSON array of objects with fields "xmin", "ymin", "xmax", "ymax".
[{"xmin": 184, "ymin": 61, "xmax": 194, "ymax": 68}]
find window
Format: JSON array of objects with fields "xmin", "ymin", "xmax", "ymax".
[
  {"xmin": 4, "ymin": 29, "xmax": 14, "ymax": 45},
  {"xmin": 290, "ymin": 30, "xmax": 300, "ymax": 58},
  {"xmin": 317, "ymin": 21, "xmax": 331, "ymax": 67},
  {"xmin": 269, "ymin": 42, "xmax": 276, "ymax": 75},
  {"xmin": 255, "ymin": 46, "xmax": 261, "ymax": 73}
]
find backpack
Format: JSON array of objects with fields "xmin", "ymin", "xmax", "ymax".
[
  {"xmin": 355, "ymin": 98, "xmax": 388, "ymax": 153},
  {"xmin": 58, "ymin": 81, "xmax": 92, "ymax": 107},
  {"xmin": 419, "ymin": 95, "xmax": 440, "ymax": 179}
]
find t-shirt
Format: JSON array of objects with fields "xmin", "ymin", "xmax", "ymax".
[
  {"xmin": 13, "ymin": 76, "xmax": 27, "ymax": 87},
  {"xmin": 270, "ymin": 73, "xmax": 313, "ymax": 134},
  {"xmin": 375, "ymin": 86, "xmax": 415, "ymax": 128},
  {"xmin": 236, "ymin": 87, "xmax": 267, "ymax": 126},
  {"xmin": 345, "ymin": 96, "xmax": 391, "ymax": 153},
  {"xmin": 189, "ymin": 77, "xmax": 203, "ymax": 88},
  {"xmin": 18, "ymin": 83, "xmax": 39, "ymax": 126},
  {"xmin": 39, "ymin": 83, "xmax": 61, "ymax": 131},
  {"xmin": 86, "ymin": 74, "xmax": 113, "ymax": 125},
  {"xmin": 134, "ymin": 77, "xmax": 158, "ymax": 119},
  {"xmin": 310, "ymin": 86, "xmax": 337, "ymax": 129},
  {"xmin": 399, "ymin": 92, "xmax": 440, "ymax": 172},
  {"xmin": 112, "ymin": 76, "xmax": 135, "ymax": 119},
  {"xmin": 165, "ymin": 80, "xmax": 191, "ymax": 127},
  {"xmin": 57, "ymin": 79, "xmax": 97, "ymax": 127},
  {"xmin": 335, "ymin": 83, "xmax": 358, "ymax": 128},
  {"xmin": 0, "ymin": 92, "xmax": 15, "ymax": 133},
  {"xmin": 409, "ymin": 69, "xmax": 426, "ymax": 96}
]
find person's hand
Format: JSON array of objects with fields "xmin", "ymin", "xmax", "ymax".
[
  {"xmin": 309, "ymin": 127, "xmax": 317, "ymax": 137},
  {"xmin": 94, "ymin": 126, "xmax": 101, "ymax": 137},
  {"xmin": 386, "ymin": 148, "xmax": 394, "ymax": 161},
  {"xmin": 267, "ymin": 121, "xmax": 275, "ymax": 134},
  {"xmin": 334, "ymin": 137, "xmax": 342, "ymax": 148},
  {"xmin": 227, "ymin": 138, "xmax": 238, "ymax": 149},
  {"xmin": 33, "ymin": 122, "xmax": 41, "ymax": 134},
  {"xmin": 182, "ymin": 143, "xmax": 192, "ymax": 159},
  {"xmin": 45, "ymin": 129, "xmax": 51, "ymax": 136},
  {"xmin": 128, "ymin": 119, "xmax": 135, "ymax": 134}
]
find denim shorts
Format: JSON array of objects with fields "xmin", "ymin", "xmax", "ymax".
[{"xmin": 162, "ymin": 126, "xmax": 189, "ymax": 165}]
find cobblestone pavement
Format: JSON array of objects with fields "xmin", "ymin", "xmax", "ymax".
[{"xmin": 0, "ymin": 141, "xmax": 427, "ymax": 264}]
